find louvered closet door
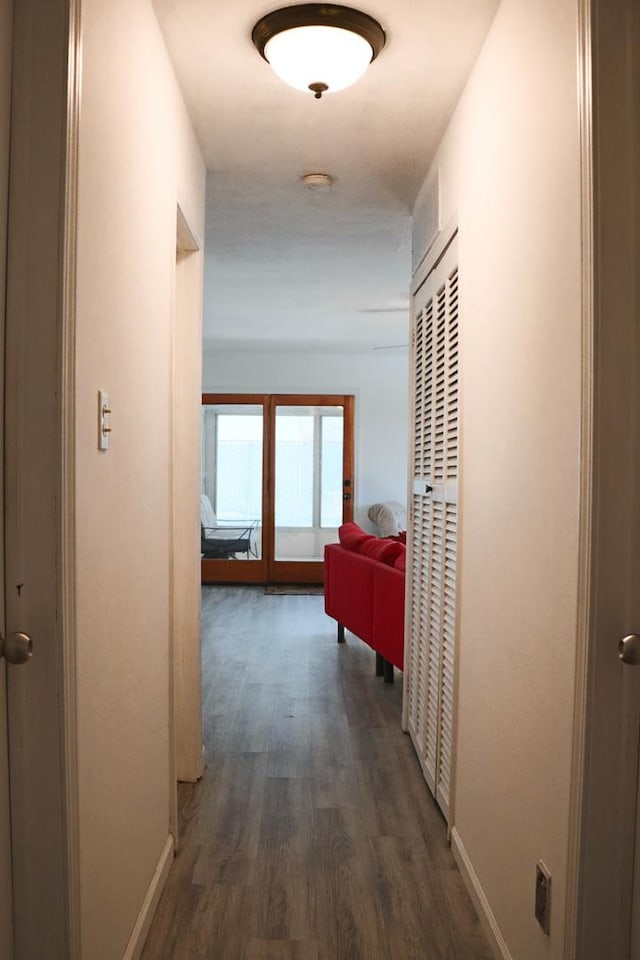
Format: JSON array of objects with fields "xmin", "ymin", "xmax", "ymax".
[{"xmin": 406, "ymin": 232, "xmax": 459, "ymax": 823}]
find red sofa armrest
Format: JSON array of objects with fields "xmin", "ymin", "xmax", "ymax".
[
  {"xmin": 324, "ymin": 543, "xmax": 375, "ymax": 647},
  {"xmin": 372, "ymin": 563, "xmax": 405, "ymax": 670}
]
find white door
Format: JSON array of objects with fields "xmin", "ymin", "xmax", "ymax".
[
  {"xmin": 1, "ymin": 1, "xmax": 78, "ymax": 954},
  {"xmin": 573, "ymin": 0, "xmax": 640, "ymax": 955},
  {"xmin": 0, "ymin": 681, "xmax": 11, "ymax": 959},
  {"xmin": 405, "ymin": 229, "xmax": 459, "ymax": 823},
  {"xmin": 0, "ymin": 0, "xmax": 13, "ymax": 953}
]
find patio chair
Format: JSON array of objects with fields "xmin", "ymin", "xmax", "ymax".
[{"xmin": 200, "ymin": 494, "xmax": 257, "ymax": 559}]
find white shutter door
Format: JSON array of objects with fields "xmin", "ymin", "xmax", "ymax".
[{"xmin": 406, "ymin": 232, "xmax": 459, "ymax": 823}]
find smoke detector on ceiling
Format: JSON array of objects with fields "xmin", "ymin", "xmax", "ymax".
[{"xmin": 301, "ymin": 173, "xmax": 334, "ymax": 190}]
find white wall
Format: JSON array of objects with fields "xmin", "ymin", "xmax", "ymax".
[
  {"xmin": 74, "ymin": 1, "xmax": 205, "ymax": 956},
  {"xmin": 203, "ymin": 348, "xmax": 409, "ymax": 530},
  {"xmin": 417, "ymin": 1, "xmax": 582, "ymax": 958}
]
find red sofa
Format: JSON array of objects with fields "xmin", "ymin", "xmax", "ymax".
[{"xmin": 324, "ymin": 522, "xmax": 406, "ymax": 683}]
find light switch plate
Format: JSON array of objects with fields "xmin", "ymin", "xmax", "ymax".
[{"xmin": 98, "ymin": 390, "xmax": 110, "ymax": 451}]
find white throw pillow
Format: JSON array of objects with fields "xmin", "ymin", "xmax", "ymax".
[{"xmin": 367, "ymin": 501, "xmax": 406, "ymax": 537}]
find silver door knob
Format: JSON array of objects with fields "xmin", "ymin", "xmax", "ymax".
[
  {"xmin": 618, "ymin": 634, "xmax": 640, "ymax": 666},
  {"xmin": 0, "ymin": 631, "xmax": 33, "ymax": 665}
]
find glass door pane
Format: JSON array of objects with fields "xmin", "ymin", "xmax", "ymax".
[
  {"xmin": 274, "ymin": 405, "xmax": 344, "ymax": 562},
  {"xmin": 201, "ymin": 403, "xmax": 263, "ymax": 562}
]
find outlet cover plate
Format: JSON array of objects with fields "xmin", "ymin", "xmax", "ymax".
[{"xmin": 535, "ymin": 861, "xmax": 551, "ymax": 934}]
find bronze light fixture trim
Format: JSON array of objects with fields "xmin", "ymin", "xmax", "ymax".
[{"xmin": 252, "ymin": 4, "xmax": 386, "ymax": 99}]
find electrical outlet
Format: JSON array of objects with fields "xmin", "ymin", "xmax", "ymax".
[{"xmin": 535, "ymin": 861, "xmax": 551, "ymax": 934}]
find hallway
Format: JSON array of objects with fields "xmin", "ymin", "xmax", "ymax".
[{"xmin": 142, "ymin": 586, "xmax": 493, "ymax": 959}]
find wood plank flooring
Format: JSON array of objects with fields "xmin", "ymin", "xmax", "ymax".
[{"xmin": 142, "ymin": 586, "xmax": 492, "ymax": 960}]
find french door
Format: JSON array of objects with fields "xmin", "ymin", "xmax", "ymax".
[{"xmin": 201, "ymin": 394, "xmax": 354, "ymax": 584}]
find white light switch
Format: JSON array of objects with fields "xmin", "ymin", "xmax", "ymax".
[{"xmin": 98, "ymin": 390, "xmax": 111, "ymax": 451}]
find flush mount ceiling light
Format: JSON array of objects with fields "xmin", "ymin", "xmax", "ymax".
[{"xmin": 252, "ymin": 4, "xmax": 386, "ymax": 99}]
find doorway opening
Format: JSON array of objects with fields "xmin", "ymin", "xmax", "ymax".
[{"xmin": 201, "ymin": 393, "xmax": 354, "ymax": 585}]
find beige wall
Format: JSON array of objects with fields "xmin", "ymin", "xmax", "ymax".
[
  {"xmin": 417, "ymin": 1, "xmax": 582, "ymax": 957},
  {"xmin": 74, "ymin": 1, "xmax": 205, "ymax": 955}
]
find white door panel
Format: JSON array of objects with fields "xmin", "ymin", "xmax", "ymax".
[
  {"xmin": 0, "ymin": 662, "xmax": 12, "ymax": 960},
  {"xmin": 574, "ymin": 0, "xmax": 640, "ymax": 954},
  {"xmin": 0, "ymin": 0, "xmax": 13, "ymax": 953},
  {"xmin": 2, "ymin": 2, "xmax": 77, "ymax": 955},
  {"xmin": 405, "ymin": 230, "xmax": 459, "ymax": 823}
]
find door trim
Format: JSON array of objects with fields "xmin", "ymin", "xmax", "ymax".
[
  {"xmin": 61, "ymin": 0, "xmax": 82, "ymax": 952},
  {"xmin": 565, "ymin": 0, "xmax": 595, "ymax": 958},
  {"xmin": 171, "ymin": 204, "xmax": 204, "ymax": 797},
  {"xmin": 565, "ymin": 0, "xmax": 594, "ymax": 952}
]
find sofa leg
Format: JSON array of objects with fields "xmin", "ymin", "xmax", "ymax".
[
  {"xmin": 383, "ymin": 659, "xmax": 394, "ymax": 684},
  {"xmin": 375, "ymin": 652, "xmax": 384, "ymax": 677},
  {"xmin": 337, "ymin": 623, "xmax": 345, "ymax": 644}
]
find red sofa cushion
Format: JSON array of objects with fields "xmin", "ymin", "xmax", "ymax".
[
  {"xmin": 338, "ymin": 523, "xmax": 405, "ymax": 567},
  {"xmin": 338, "ymin": 522, "xmax": 371, "ymax": 552},
  {"xmin": 394, "ymin": 549, "xmax": 406, "ymax": 572},
  {"xmin": 359, "ymin": 536, "xmax": 405, "ymax": 566}
]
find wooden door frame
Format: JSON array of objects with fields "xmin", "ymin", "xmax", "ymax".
[
  {"xmin": 566, "ymin": 0, "xmax": 640, "ymax": 955},
  {"xmin": 267, "ymin": 394, "xmax": 354, "ymax": 584},
  {"xmin": 201, "ymin": 394, "xmax": 270, "ymax": 584},
  {"xmin": 200, "ymin": 393, "xmax": 355, "ymax": 585}
]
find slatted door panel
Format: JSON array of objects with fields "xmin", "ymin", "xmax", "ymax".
[
  {"xmin": 436, "ymin": 499, "xmax": 458, "ymax": 817},
  {"xmin": 405, "ymin": 232, "xmax": 459, "ymax": 823},
  {"xmin": 434, "ymin": 284, "xmax": 447, "ymax": 481},
  {"xmin": 425, "ymin": 500, "xmax": 444, "ymax": 791},
  {"xmin": 407, "ymin": 295, "xmax": 434, "ymax": 783},
  {"xmin": 446, "ymin": 268, "xmax": 459, "ymax": 481},
  {"xmin": 413, "ymin": 309, "xmax": 425, "ymax": 477},
  {"xmin": 407, "ymin": 493, "xmax": 430, "ymax": 758}
]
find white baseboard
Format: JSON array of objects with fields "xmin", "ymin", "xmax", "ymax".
[
  {"xmin": 450, "ymin": 827, "xmax": 513, "ymax": 960},
  {"xmin": 122, "ymin": 834, "xmax": 175, "ymax": 960}
]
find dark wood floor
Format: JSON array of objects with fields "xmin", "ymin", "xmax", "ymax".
[{"xmin": 142, "ymin": 586, "xmax": 492, "ymax": 960}]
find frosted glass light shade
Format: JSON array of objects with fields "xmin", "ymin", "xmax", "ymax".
[
  {"xmin": 264, "ymin": 25, "xmax": 373, "ymax": 95},
  {"xmin": 252, "ymin": 6, "xmax": 385, "ymax": 99}
]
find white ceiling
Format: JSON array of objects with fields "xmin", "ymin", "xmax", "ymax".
[{"xmin": 153, "ymin": 0, "xmax": 500, "ymax": 352}]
